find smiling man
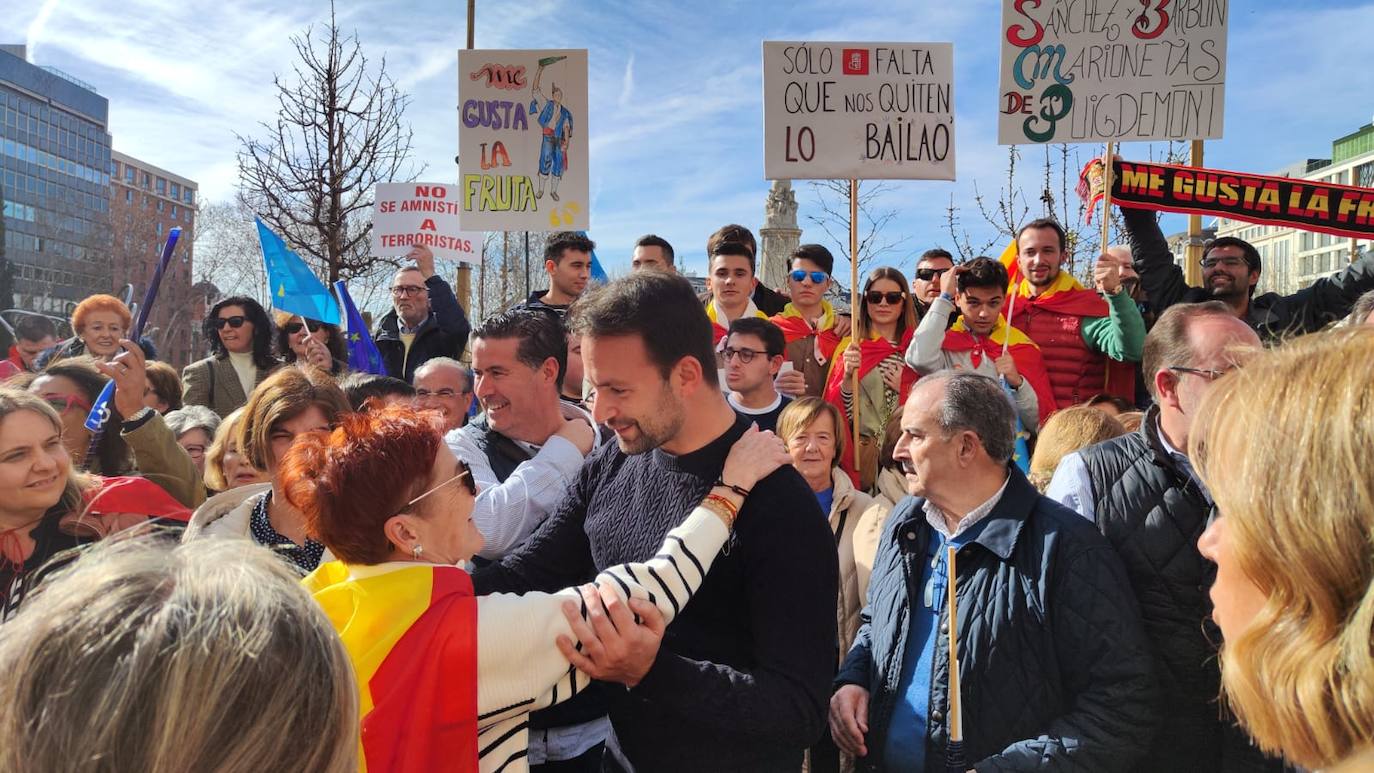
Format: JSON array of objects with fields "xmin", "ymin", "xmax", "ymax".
[{"xmin": 412, "ymin": 357, "xmax": 472, "ymax": 432}]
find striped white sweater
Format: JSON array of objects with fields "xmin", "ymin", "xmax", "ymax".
[{"xmin": 470, "ymin": 506, "xmax": 728, "ymax": 772}]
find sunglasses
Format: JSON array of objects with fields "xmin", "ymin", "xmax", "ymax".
[
  {"xmin": 282, "ymin": 322, "xmax": 305, "ymax": 335},
  {"xmin": 214, "ymin": 316, "xmax": 248, "ymax": 329},
  {"xmin": 42, "ymin": 393, "xmax": 92, "ymax": 414},
  {"xmin": 865, "ymin": 291, "xmax": 907, "ymax": 306},
  {"xmin": 915, "ymin": 267, "xmax": 950, "ymax": 282},
  {"xmin": 790, "ymin": 269, "xmax": 828, "ymax": 284}
]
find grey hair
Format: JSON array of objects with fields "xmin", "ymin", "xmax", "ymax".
[
  {"xmin": 1347, "ymin": 288, "xmax": 1374, "ymax": 327},
  {"xmin": 163, "ymin": 405, "xmax": 222, "ymax": 439},
  {"xmin": 0, "ymin": 536, "xmax": 358, "ymax": 773},
  {"xmin": 414, "ymin": 356, "xmax": 471, "ymax": 392},
  {"xmin": 923, "ymin": 371, "xmax": 1016, "ymax": 463}
]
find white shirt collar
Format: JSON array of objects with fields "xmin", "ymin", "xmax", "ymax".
[
  {"xmin": 727, "ymin": 390, "xmax": 782, "ymax": 416},
  {"xmin": 922, "ymin": 474, "xmax": 1010, "ymax": 540}
]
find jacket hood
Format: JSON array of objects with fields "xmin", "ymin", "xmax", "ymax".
[
  {"xmin": 873, "ymin": 465, "xmax": 908, "ymax": 508},
  {"xmin": 183, "ymin": 482, "xmax": 270, "ymax": 541}
]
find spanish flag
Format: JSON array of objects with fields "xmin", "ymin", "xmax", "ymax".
[
  {"xmin": 770, "ymin": 301, "xmax": 842, "ymax": 364},
  {"xmin": 304, "ymin": 561, "xmax": 479, "ymax": 773}
]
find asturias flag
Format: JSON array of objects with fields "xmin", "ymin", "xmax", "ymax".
[
  {"xmin": 335, "ymin": 281, "xmax": 386, "ymax": 375},
  {"xmin": 256, "ymin": 218, "xmax": 341, "ymax": 324},
  {"xmin": 303, "ymin": 561, "xmax": 479, "ymax": 773}
]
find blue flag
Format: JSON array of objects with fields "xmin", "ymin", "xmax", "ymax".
[
  {"xmin": 256, "ymin": 219, "xmax": 340, "ymax": 323},
  {"xmin": 1003, "ymin": 378, "xmax": 1031, "ymax": 474},
  {"xmin": 575, "ymin": 230, "xmax": 609, "ymax": 283},
  {"xmin": 334, "ymin": 281, "xmax": 386, "ymax": 375}
]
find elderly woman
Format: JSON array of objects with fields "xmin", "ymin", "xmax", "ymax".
[
  {"xmin": 33, "ymin": 294, "xmax": 132, "ymax": 368},
  {"xmin": 1192, "ymin": 327, "xmax": 1374, "ymax": 772},
  {"xmin": 1027, "ymin": 405, "xmax": 1126, "ymax": 493},
  {"xmin": 201, "ymin": 407, "xmax": 265, "ymax": 493},
  {"xmin": 164, "ymin": 405, "xmax": 221, "ymax": 475},
  {"xmin": 183, "ymin": 366, "xmax": 349, "ymax": 573},
  {"xmin": 823, "ymin": 267, "xmax": 919, "ymax": 490},
  {"xmin": 275, "ymin": 312, "xmax": 348, "ymax": 375},
  {"xmin": 182, "ymin": 296, "xmax": 280, "ymax": 417},
  {"xmin": 0, "ymin": 388, "xmax": 190, "ymax": 620},
  {"xmin": 143, "ymin": 360, "xmax": 184, "ymax": 413},
  {"xmin": 29, "ymin": 353, "xmax": 204, "ymax": 509},
  {"xmin": 0, "ymin": 537, "xmax": 357, "ymax": 772},
  {"xmin": 283, "ymin": 405, "xmax": 787, "ymax": 773}
]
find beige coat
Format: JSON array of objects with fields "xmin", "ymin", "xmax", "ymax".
[
  {"xmin": 851, "ymin": 465, "xmax": 909, "ymax": 609},
  {"xmin": 181, "ymin": 356, "xmax": 278, "ymax": 418},
  {"xmin": 828, "ymin": 467, "xmax": 873, "ymax": 659}
]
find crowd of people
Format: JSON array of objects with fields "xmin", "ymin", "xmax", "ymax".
[{"xmin": 1, "ymin": 195, "xmax": 1373, "ymax": 773}]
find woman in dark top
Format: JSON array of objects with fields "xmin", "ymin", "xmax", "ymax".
[
  {"xmin": 275, "ymin": 312, "xmax": 348, "ymax": 375},
  {"xmin": 0, "ymin": 388, "xmax": 190, "ymax": 620}
]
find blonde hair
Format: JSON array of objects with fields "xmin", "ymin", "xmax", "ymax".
[
  {"xmin": 0, "ymin": 536, "xmax": 357, "ymax": 773},
  {"xmin": 777, "ymin": 397, "xmax": 846, "ymax": 466},
  {"xmin": 238, "ymin": 366, "xmax": 350, "ymax": 472},
  {"xmin": 1191, "ymin": 327, "xmax": 1374, "ymax": 768},
  {"xmin": 1028, "ymin": 406, "xmax": 1126, "ymax": 492},
  {"xmin": 0, "ymin": 387, "xmax": 94, "ymax": 515},
  {"xmin": 203, "ymin": 407, "xmax": 249, "ymax": 493},
  {"xmin": 1115, "ymin": 411, "xmax": 1144, "ymax": 433}
]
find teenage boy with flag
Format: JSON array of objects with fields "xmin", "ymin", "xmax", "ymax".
[{"xmin": 769, "ymin": 244, "xmax": 846, "ymax": 398}]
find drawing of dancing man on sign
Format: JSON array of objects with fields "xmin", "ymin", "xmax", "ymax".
[{"xmin": 530, "ymin": 56, "xmax": 574, "ymax": 201}]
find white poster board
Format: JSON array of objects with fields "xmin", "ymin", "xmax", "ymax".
[
  {"xmin": 763, "ymin": 42, "xmax": 955, "ymax": 180},
  {"xmin": 372, "ymin": 182, "xmax": 482, "ymax": 263},
  {"xmin": 996, "ymin": 0, "xmax": 1227, "ymax": 144},
  {"xmin": 458, "ymin": 49, "xmax": 589, "ymax": 230}
]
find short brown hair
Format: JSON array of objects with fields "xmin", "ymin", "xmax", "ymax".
[
  {"xmin": 1141, "ymin": 301, "xmax": 1234, "ymax": 399},
  {"xmin": 776, "ymin": 397, "xmax": 845, "ymax": 467},
  {"xmin": 144, "ymin": 361, "xmax": 183, "ymax": 412},
  {"xmin": 706, "ymin": 224, "xmax": 756, "ymax": 259},
  {"xmin": 237, "ymin": 366, "xmax": 350, "ymax": 472},
  {"xmin": 70, "ymin": 294, "xmax": 132, "ymax": 334}
]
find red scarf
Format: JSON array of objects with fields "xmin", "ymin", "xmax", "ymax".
[
  {"xmin": 943, "ymin": 321, "xmax": 1058, "ymax": 427},
  {"xmin": 770, "ymin": 311, "xmax": 841, "ymax": 363},
  {"xmin": 822, "ymin": 329, "xmax": 918, "ymax": 482}
]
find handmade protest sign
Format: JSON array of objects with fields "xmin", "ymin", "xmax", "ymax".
[
  {"xmin": 997, "ymin": 0, "xmax": 1228, "ymax": 144},
  {"xmin": 1104, "ymin": 159, "xmax": 1374, "ymax": 240},
  {"xmin": 458, "ymin": 49, "xmax": 589, "ymax": 231},
  {"xmin": 763, "ymin": 42, "xmax": 955, "ymax": 180},
  {"xmin": 372, "ymin": 183, "xmax": 482, "ymax": 263}
]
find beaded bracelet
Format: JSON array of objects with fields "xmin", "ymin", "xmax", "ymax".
[{"xmin": 701, "ymin": 493, "xmax": 739, "ymax": 529}]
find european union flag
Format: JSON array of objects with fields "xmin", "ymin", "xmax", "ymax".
[
  {"xmin": 256, "ymin": 219, "xmax": 340, "ymax": 323},
  {"xmin": 334, "ymin": 281, "xmax": 385, "ymax": 375},
  {"xmin": 575, "ymin": 230, "xmax": 609, "ymax": 283}
]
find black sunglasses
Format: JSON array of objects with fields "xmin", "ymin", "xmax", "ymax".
[
  {"xmin": 915, "ymin": 267, "xmax": 950, "ymax": 281},
  {"xmin": 282, "ymin": 322, "xmax": 304, "ymax": 334},
  {"xmin": 214, "ymin": 316, "xmax": 248, "ymax": 329},
  {"xmin": 865, "ymin": 291, "xmax": 907, "ymax": 305}
]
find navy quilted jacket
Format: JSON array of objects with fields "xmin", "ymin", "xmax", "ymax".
[{"xmin": 835, "ymin": 467, "xmax": 1159, "ymax": 771}]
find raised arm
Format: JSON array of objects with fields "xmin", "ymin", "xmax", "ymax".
[{"xmin": 1120, "ymin": 203, "xmax": 1191, "ymax": 315}]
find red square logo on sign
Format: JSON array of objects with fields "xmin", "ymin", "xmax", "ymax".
[{"xmin": 842, "ymin": 49, "xmax": 868, "ymax": 75}]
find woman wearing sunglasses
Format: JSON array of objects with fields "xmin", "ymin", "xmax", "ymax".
[
  {"xmin": 182, "ymin": 296, "xmax": 281, "ymax": 417},
  {"xmin": 0, "ymin": 387, "xmax": 191, "ymax": 620},
  {"xmin": 28, "ymin": 355, "xmax": 204, "ymax": 508},
  {"xmin": 822, "ymin": 267, "xmax": 919, "ymax": 491},
  {"xmin": 287, "ymin": 404, "xmax": 787, "ymax": 773},
  {"xmin": 275, "ymin": 312, "xmax": 348, "ymax": 375}
]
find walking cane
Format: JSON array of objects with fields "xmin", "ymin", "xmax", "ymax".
[{"xmin": 945, "ymin": 544, "xmax": 966, "ymax": 773}]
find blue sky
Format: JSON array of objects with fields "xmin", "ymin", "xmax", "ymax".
[{"xmin": 13, "ymin": 0, "xmax": 1374, "ymax": 280}]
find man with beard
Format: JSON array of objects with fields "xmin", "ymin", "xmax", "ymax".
[
  {"xmin": 1007, "ymin": 219, "xmax": 1145, "ymax": 407},
  {"xmin": 472, "ymin": 272, "xmax": 838, "ymax": 772},
  {"xmin": 1118, "ymin": 203, "xmax": 1374, "ymax": 342},
  {"xmin": 374, "ymin": 244, "xmax": 472, "ymax": 382}
]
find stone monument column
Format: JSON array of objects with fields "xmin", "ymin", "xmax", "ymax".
[{"xmin": 759, "ymin": 179, "xmax": 802, "ymax": 291}]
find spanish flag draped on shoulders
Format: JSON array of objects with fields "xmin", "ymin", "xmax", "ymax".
[
  {"xmin": 304, "ymin": 561, "xmax": 479, "ymax": 773},
  {"xmin": 944, "ymin": 316, "xmax": 1058, "ymax": 427},
  {"xmin": 822, "ymin": 328, "xmax": 918, "ymax": 486},
  {"xmin": 706, "ymin": 297, "xmax": 768, "ymax": 348},
  {"xmin": 1003, "ymin": 260, "xmax": 1143, "ymax": 407},
  {"xmin": 770, "ymin": 301, "xmax": 842, "ymax": 396}
]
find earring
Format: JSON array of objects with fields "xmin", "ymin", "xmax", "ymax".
[{"xmin": 412, "ymin": 544, "xmax": 424, "ymax": 559}]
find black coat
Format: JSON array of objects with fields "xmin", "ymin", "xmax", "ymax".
[
  {"xmin": 836, "ymin": 467, "xmax": 1158, "ymax": 772},
  {"xmin": 1077, "ymin": 409, "xmax": 1285, "ymax": 772},
  {"xmin": 373, "ymin": 274, "xmax": 471, "ymax": 382},
  {"xmin": 1121, "ymin": 205, "xmax": 1374, "ymax": 341}
]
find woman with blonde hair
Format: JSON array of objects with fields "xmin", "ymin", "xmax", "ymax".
[
  {"xmin": 200, "ymin": 407, "xmax": 265, "ymax": 494},
  {"xmin": 1193, "ymin": 327, "xmax": 1374, "ymax": 771},
  {"xmin": 1028, "ymin": 405, "xmax": 1126, "ymax": 492},
  {"xmin": 0, "ymin": 537, "xmax": 357, "ymax": 773}
]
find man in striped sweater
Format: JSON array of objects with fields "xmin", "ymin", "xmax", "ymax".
[{"xmin": 473, "ymin": 272, "xmax": 839, "ymax": 772}]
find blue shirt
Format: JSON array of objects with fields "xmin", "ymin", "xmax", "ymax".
[{"xmin": 815, "ymin": 487, "xmax": 834, "ymax": 516}]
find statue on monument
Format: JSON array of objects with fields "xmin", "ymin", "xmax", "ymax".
[{"xmin": 759, "ymin": 180, "xmax": 802, "ymax": 289}]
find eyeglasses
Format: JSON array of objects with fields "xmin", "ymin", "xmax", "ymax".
[
  {"xmin": 282, "ymin": 322, "xmax": 305, "ymax": 335},
  {"xmin": 390, "ymin": 285, "xmax": 427, "ymax": 297},
  {"xmin": 865, "ymin": 291, "xmax": 907, "ymax": 306},
  {"xmin": 182, "ymin": 444, "xmax": 207, "ymax": 459},
  {"xmin": 789, "ymin": 269, "xmax": 828, "ymax": 284},
  {"xmin": 722, "ymin": 346, "xmax": 765, "ymax": 364},
  {"xmin": 402, "ymin": 467, "xmax": 475, "ymax": 513},
  {"xmin": 42, "ymin": 393, "xmax": 92, "ymax": 414},
  {"xmin": 915, "ymin": 267, "xmax": 950, "ymax": 282},
  {"xmin": 213, "ymin": 316, "xmax": 248, "ymax": 329},
  {"xmin": 1199, "ymin": 256, "xmax": 1249, "ymax": 270},
  {"xmin": 415, "ymin": 388, "xmax": 460, "ymax": 399},
  {"xmin": 1167, "ymin": 365, "xmax": 1232, "ymax": 381}
]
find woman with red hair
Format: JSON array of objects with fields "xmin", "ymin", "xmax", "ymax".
[
  {"xmin": 285, "ymin": 405, "xmax": 788, "ymax": 773},
  {"xmin": 35, "ymin": 295, "xmax": 133, "ymax": 368}
]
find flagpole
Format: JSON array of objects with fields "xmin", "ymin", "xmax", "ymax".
[
  {"xmin": 849, "ymin": 178, "xmax": 861, "ymax": 478},
  {"xmin": 944, "ymin": 544, "xmax": 965, "ymax": 772},
  {"xmin": 1100, "ymin": 143, "xmax": 1115, "ymax": 254}
]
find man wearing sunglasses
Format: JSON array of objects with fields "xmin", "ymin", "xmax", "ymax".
[
  {"xmin": 1047, "ymin": 302, "xmax": 1275, "ymax": 771},
  {"xmin": 770, "ymin": 244, "xmax": 843, "ymax": 398},
  {"xmin": 723, "ymin": 317, "xmax": 791, "ymax": 433},
  {"xmin": 374, "ymin": 244, "xmax": 472, "ymax": 382},
  {"xmin": 911, "ymin": 248, "xmax": 957, "ymax": 329},
  {"xmin": 1115, "ymin": 168, "xmax": 1374, "ymax": 342}
]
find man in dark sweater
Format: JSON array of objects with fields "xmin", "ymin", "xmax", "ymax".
[{"xmin": 473, "ymin": 272, "xmax": 839, "ymax": 772}]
